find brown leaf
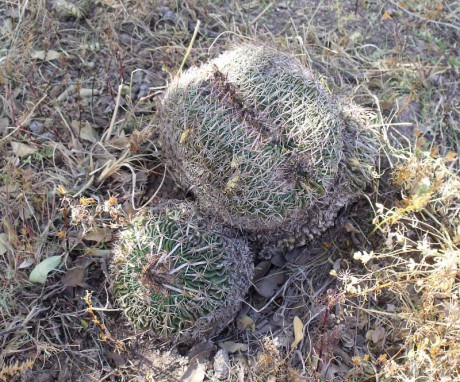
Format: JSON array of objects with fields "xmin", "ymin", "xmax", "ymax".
[
  {"xmin": 291, "ymin": 316, "xmax": 304, "ymax": 349},
  {"xmin": 254, "ymin": 270, "xmax": 286, "ymax": 298},
  {"xmin": 270, "ymin": 254, "xmax": 285, "ymax": 267},
  {"xmin": 252, "ymin": 260, "xmax": 271, "ymax": 282},
  {"xmin": 61, "ymin": 267, "xmax": 86, "ymax": 287},
  {"xmin": 367, "ymin": 326, "xmax": 386, "ymax": 344},
  {"xmin": 82, "ymin": 227, "xmax": 112, "ymax": 243},
  {"xmin": 237, "ymin": 315, "xmax": 255, "ymax": 332},
  {"xmin": 71, "ymin": 120, "xmax": 99, "ymax": 143},
  {"xmin": 2, "ymin": 218, "xmax": 19, "ymax": 248},
  {"xmin": 382, "ymin": 11, "xmax": 392, "ymax": 20},
  {"xmin": 84, "ymin": 248, "xmax": 111, "ymax": 256},
  {"xmin": 0, "ymin": 184, "xmax": 18, "ymax": 193},
  {"xmin": 11, "ymin": 141, "xmax": 38, "ymax": 157},
  {"xmin": 0, "ymin": 18, "xmax": 12, "ymax": 36},
  {"xmin": 105, "ymin": 352, "xmax": 126, "ymax": 367},
  {"xmin": 416, "ymin": 136, "xmax": 427, "ymax": 149},
  {"xmin": 0, "ymin": 117, "xmax": 10, "ymax": 135},
  {"xmin": 453, "ymin": 234, "xmax": 460, "ymax": 245},
  {"xmin": 444, "ymin": 151, "xmax": 457, "ymax": 162},
  {"xmin": 181, "ymin": 362, "xmax": 206, "ymax": 382},
  {"xmin": 343, "ymin": 221, "xmax": 359, "ymax": 233},
  {"xmin": 0, "ymin": 233, "xmax": 10, "ymax": 255},
  {"xmin": 372, "ymin": 326, "xmax": 386, "ymax": 343},
  {"xmin": 218, "ymin": 341, "xmax": 248, "ymax": 353},
  {"xmin": 430, "ymin": 144, "xmax": 440, "ymax": 158},
  {"xmin": 18, "ymin": 258, "xmax": 34, "ymax": 269},
  {"xmin": 188, "ymin": 341, "xmax": 214, "ymax": 364},
  {"xmin": 31, "ymin": 50, "xmax": 62, "ymax": 61}
]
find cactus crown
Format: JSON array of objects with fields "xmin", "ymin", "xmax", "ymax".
[
  {"xmin": 111, "ymin": 203, "xmax": 253, "ymax": 338},
  {"xmin": 160, "ymin": 45, "xmax": 350, "ymax": 232}
]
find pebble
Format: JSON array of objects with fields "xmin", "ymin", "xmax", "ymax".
[
  {"xmin": 213, "ymin": 349, "xmax": 230, "ymax": 380},
  {"xmin": 29, "ymin": 120, "xmax": 43, "ymax": 134}
]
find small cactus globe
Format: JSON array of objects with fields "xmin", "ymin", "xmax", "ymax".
[
  {"xmin": 111, "ymin": 203, "xmax": 253, "ymax": 339},
  {"xmin": 160, "ymin": 45, "xmax": 378, "ymax": 248}
]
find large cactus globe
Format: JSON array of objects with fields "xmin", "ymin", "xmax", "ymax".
[
  {"xmin": 110, "ymin": 203, "xmax": 253, "ymax": 339},
  {"xmin": 160, "ymin": 45, "xmax": 379, "ymax": 249}
]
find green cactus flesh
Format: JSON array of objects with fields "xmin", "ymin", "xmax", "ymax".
[
  {"xmin": 111, "ymin": 203, "xmax": 253, "ymax": 338},
  {"xmin": 160, "ymin": 45, "xmax": 378, "ymax": 241}
]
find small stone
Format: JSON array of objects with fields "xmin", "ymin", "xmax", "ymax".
[
  {"xmin": 132, "ymin": 70, "xmax": 144, "ymax": 84},
  {"xmin": 213, "ymin": 349, "xmax": 230, "ymax": 380},
  {"xmin": 29, "ymin": 120, "xmax": 43, "ymax": 134}
]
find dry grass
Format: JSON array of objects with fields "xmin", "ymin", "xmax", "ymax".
[{"xmin": 0, "ymin": 0, "xmax": 459, "ymax": 381}]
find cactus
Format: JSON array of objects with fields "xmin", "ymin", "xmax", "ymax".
[
  {"xmin": 110, "ymin": 202, "xmax": 253, "ymax": 339},
  {"xmin": 159, "ymin": 45, "xmax": 379, "ymax": 249}
]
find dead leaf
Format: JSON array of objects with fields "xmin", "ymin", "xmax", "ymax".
[
  {"xmin": 79, "ymin": 197, "xmax": 97, "ymax": 205},
  {"xmin": 0, "ymin": 233, "xmax": 10, "ymax": 255},
  {"xmin": 218, "ymin": 341, "xmax": 248, "ymax": 353},
  {"xmin": 188, "ymin": 341, "xmax": 214, "ymax": 364},
  {"xmin": 253, "ymin": 260, "xmax": 271, "ymax": 282},
  {"xmin": 83, "ymin": 227, "xmax": 112, "ymax": 243},
  {"xmin": 181, "ymin": 362, "xmax": 206, "ymax": 382},
  {"xmin": 237, "ymin": 315, "xmax": 255, "ymax": 332},
  {"xmin": 454, "ymin": 234, "xmax": 460, "ymax": 245},
  {"xmin": 61, "ymin": 267, "xmax": 86, "ymax": 287},
  {"xmin": 123, "ymin": 200, "xmax": 137, "ymax": 220},
  {"xmin": 332, "ymin": 345, "xmax": 353, "ymax": 366},
  {"xmin": 382, "ymin": 11, "xmax": 392, "ymax": 20},
  {"xmin": 31, "ymin": 50, "xmax": 62, "ymax": 61},
  {"xmin": 367, "ymin": 326, "xmax": 386, "ymax": 344},
  {"xmin": 105, "ymin": 352, "xmax": 126, "ymax": 367},
  {"xmin": 57, "ymin": 185, "xmax": 68, "ymax": 195},
  {"xmin": 416, "ymin": 136, "xmax": 427, "ymax": 149},
  {"xmin": 270, "ymin": 254, "xmax": 285, "ymax": 267},
  {"xmin": 291, "ymin": 316, "xmax": 304, "ymax": 349},
  {"xmin": 2, "ymin": 218, "xmax": 19, "ymax": 248},
  {"xmin": 445, "ymin": 151, "xmax": 457, "ymax": 162},
  {"xmin": 357, "ymin": 316, "xmax": 369, "ymax": 330},
  {"xmin": 254, "ymin": 270, "xmax": 286, "ymax": 298},
  {"xmin": 21, "ymin": 204, "xmax": 34, "ymax": 220},
  {"xmin": 71, "ymin": 120, "xmax": 100, "ymax": 143},
  {"xmin": 0, "ymin": 184, "xmax": 18, "ymax": 193},
  {"xmin": 84, "ymin": 248, "xmax": 111, "ymax": 256},
  {"xmin": 18, "ymin": 258, "xmax": 34, "ymax": 269},
  {"xmin": 0, "ymin": 18, "xmax": 12, "ymax": 36},
  {"xmin": 109, "ymin": 135, "xmax": 130, "ymax": 149},
  {"xmin": 0, "ymin": 117, "xmax": 10, "ymax": 135},
  {"xmin": 11, "ymin": 141, "xmax": 38, "ymax": 157},
  {"xmin": 79, "ymin": 88, "xmax": 100, "ymax": 98},
  {"xmin": 323, "ymin": 364, "xmax": 344, "ymax": 381},
  {"xmin": 54, "ymin": 0, "xmax": 84, "ymax": 19},
  {"xmin": 430, "ymin": 144, "xmax": 440, "ymax": 158},
  {"xmin": 343, "ymin": 221, "xmax": 359, "ymax": 233}
]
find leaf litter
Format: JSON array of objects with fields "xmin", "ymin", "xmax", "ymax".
[{"xmin": 0, "ymin": 1, "xmax": 459, "ymax": 381}]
